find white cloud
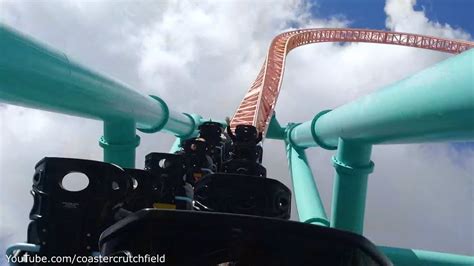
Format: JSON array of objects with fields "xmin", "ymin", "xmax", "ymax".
[
  {"xmin": 385, "ymin": 0, "xmax": 471, "ymax": 40},
  {"xmin": 0, "ymin": 0, "xmax": 472, "ymax": 258}
]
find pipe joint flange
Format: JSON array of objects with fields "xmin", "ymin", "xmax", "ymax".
[
  {"xmin": 311, "ymin": 110, "xmax": 337, "ymax": 150},
  {"xmin": 138, "ymin": 95, "xmax": 169, "ymax": 133},
  {"xmin": 178, "ymin": 112, "xmax": 198, "ymax": 139},
  {"xmin": 304, "ymin": 217, "xmax": 330, "ymax": 227},
  {"xmin": 99, "ymin": 135, "xmax": 141, "ymax": 150},
  {"xmin": 286, "ymin": 122, "xmax": 302, "ymax": 149},
  {"xmin": 331, "ymin": 156, "xmax": 375, "ymax": 176}
]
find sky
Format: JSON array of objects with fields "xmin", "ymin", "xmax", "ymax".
[
  {"xmin": 0, "ymin": 0, "xmax": 473, "ymax": 263},
  {"xmin": 312, "ymin": 0, "xmax": 474, "ymax": 33}
]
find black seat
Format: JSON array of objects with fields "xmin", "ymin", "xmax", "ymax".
[
  {"xmin": 198, "ymin": 121, "xmax": 223, "ymax": 146},
  {"xmin": 99, "ymin": 209, "xmax": 391, "ymax": 266},
  {"xmin": 179, "ymin": 140, "xmax": 216, "ymax": 184},
  {"xmin": 122, "ymin": 168, "xmax": 165, "ymax": 212},
  {"xmin": 222, "ymin": 159, "xmax": 266, "ymax": 177},
  {"xmin": 234, "ymin": 124, "xmax": 260, "ymax": 143},
  {"xmin": 194, "ymin": 173, "xmax": 290, "ymax": 219},
  {"xmin": 145, "ymin": 153, "xmax": 188, "ymax": 208},
  {"xmin": 28, "ymin": 157, "xmax": 132, "ymax": 257}
]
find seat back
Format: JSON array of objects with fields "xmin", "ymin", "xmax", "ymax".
[
  {"xmin": 28, "ymin": 157, "xmax": 131, "ymax": 256},
  {"xmin": 99, "ymin": 210, "xmax": 392, "ymax": 266},
  {"xmin": 194, "ymin": 173, "xmax": 290, "ymax": 219}
]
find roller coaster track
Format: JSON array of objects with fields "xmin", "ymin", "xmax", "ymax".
[{"xmin": 230, "ymin": 28, "xmax": 474, "ymax": 133}]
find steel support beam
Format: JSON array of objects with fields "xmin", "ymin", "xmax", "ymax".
[
  {"xmin": 266, "ymin": 113, "xmax": 285, "ymax": 140},
  {"xmin": 290, "ymin": 49, "xmax": 474, "ymax": 149},
  {"xmin": 330, "ymin": 138, "xmax": 373, "ymax": 234},
  {"xmin": 99, "ymin": 119, "xmax": 139, "ymax": 168},
  {"xmin": 379, "ymin": 246, "xmax": 474, "ymax": 266},
  {"xmin": 169, "ymin": 137, "xmax": 183, "ymax": 153},
  {"xmin": 0, "ymin": 24, "xmax": 202, "ymax": 167},
  {"xmin": 285, "ymin": 134, "xmax": 329, "ymax": 226}
]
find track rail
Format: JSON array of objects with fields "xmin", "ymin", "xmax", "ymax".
[{"xmin": 230, "ymin": 28, "xmax": 474, "ymax": 133}]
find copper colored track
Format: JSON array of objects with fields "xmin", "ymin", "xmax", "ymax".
[{"xmin": 230, "ymin": 28, "xmax": 474, "ymax": 134}]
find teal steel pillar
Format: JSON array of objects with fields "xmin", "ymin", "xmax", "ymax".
[
  {"xmin": 286, "ymin": 125, "xmax": 329, "ymax": 226},
  {"xmin": 100, "ymin": 119, "xmax": 140, "ymax": 168},
  {"xmin": 0, "ymin": 24, "xmax": 203, "ymax": 136},
  {"xmin": 331, "ymin": 138, "xmax": 374, "ymax": 234},
  {"xmin": 379, "ymin": 246, "xmax": 474, "ymax": 266},
  {"xmin": 290, "ymin": 50, "xmax": 474, "ymax": 148},
  {"xmin": 0, "ymin": 24, "xmax": 206, "ymax": 167},
  {"xmin": 266, "ymin": 113, "xmax": 285, "ymax": 140},
  {"xmin": 169, "ymin": 137, "xmax": 183, "ymax": 153}
]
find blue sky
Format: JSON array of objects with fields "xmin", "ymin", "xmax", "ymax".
[{"xmin": 312, "ymin": 0, "xmax": 474, "ymax": 34}]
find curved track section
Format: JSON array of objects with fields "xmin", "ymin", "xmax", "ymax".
[{"xmin": 230, "ymin": 28, "xmax": 474, "ymax": 133}]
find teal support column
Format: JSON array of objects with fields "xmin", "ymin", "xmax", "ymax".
[
  {"xmin": 379, "ymin": 246, "xmax": 474, "ymax": 266},
  {"xmin": 286, "ymin": 126, "xmax": 329, "ymax": 226},
  {"xmin": 100, "ymin": 119, "xmax": 139, "ymax": 168},
  {"xmin": 331, "ymin": 138, "xmax": 374, "ymax": 234},
  {"xmin": 0, "ymin": 24, "xmax": 202, "ymax": 136},
  {"xmin": 290, "ymin": 50, "xmax": 474, "ymax": 148},
  {"xmin": 169, "ymin": 138, "xmax": 183, "ymax": 153},
  {"xmin": 266, "ymin": 113, "xmax": 285, "ymax": 140},
  {"xmin": 0, "ymin": 24, "xmax": 168, "ymax": 131},
  {"xmin": 0, "ymin": 24, "xmax": 207, "ymax": 166}
]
